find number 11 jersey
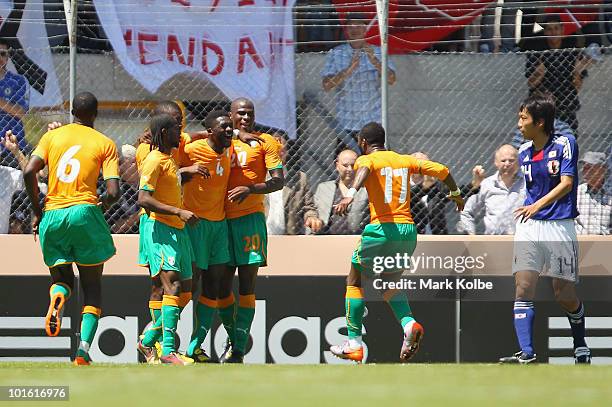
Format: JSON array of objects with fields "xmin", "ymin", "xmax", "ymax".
[
  {"xmin": 32, "ymin": 123, "xmax": 119, "ymax": 211},
  {"xmin": 355, "ymin": 150, "xmax": 449, "ymax": 224}
]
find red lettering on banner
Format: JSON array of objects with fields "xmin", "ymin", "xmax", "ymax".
[
  {"xmin": 202, "ymin": 40, "xmax": 224, "ymax": 76},
  {"xmin": 239, "ymin": 0, "xmax": 255, "ymax": 6},
  {"xmin": 124, "ymin": 29, "xmax": 133, "ymax": 46},
  {"xmin": 171, "ymin": 0, "xmax": 191, "ymax": 6},
  {"xmin": 210, "ymin": 0, "xmax": 220, "ymax": 12},
  {"xmin": 237, "ymin": 36, "xmax": 264, "ymax": 73},
  {"xmin": 167, "ymin": 35, "xmax": 195, "ymax": 67},
  {"xmin": 138, "ymin": 33, "xmax": 161, "ymax": 65}
]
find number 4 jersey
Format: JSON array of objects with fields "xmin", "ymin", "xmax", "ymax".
[
  {"xmin": 355, "ymin": 150, "xmax": 449, "ymax": 224},
  {"xmin": 518, "ymin": 133, "xmax": 579, "ymax": 220},
  {"xmin": 32, "ymin": 123, "xmax": 120, "ymax": 211}
]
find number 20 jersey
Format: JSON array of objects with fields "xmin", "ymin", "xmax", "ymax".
[
  {"xmin": 355, "ymin": 150, "xmax": 449, "ymax": 224},
  {"xmin": 518, "ymin": 133, "xmax": 579, "ymax": 220},
  {"xmin": 32, "ymin": 123, "xmax": 119, "ymax": 211}
]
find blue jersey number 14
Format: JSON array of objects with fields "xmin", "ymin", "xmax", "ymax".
[{"xmin": 521, "ymin": 164, "xmax": 532, "ymax": 183}]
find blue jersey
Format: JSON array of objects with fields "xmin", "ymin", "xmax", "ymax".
[
  {"xmin": 0, "ymin": 71, "xmax": 29, "ymax": 152},
  {"xmin": 518, "ymin": 133, "xmax": 579, "ymax": 220}
]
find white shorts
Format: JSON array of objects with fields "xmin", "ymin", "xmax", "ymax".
[{"xmin": 512, "ymin": 218, "xmax": 579, "ymax": 282}]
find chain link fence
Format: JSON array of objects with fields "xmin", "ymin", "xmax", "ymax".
[{"xmin": 1, "ymin": 3, "xmax": 611, "ymax": 235}]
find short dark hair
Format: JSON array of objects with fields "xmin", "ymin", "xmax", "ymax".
[
  {"xmin": 72, "ymin": 91, "xmax": 98, "ymax": 118},
  {"xmin": 149, "ymin": 113, "xmax": 177, "ymax": 150},
  {"xmin": 520, "ymin": 95, "xmax": 556, "ymax": 136},
  {"xmin": 204, "ymin": 109, "xmax": 229, "ymax": 129},
  {"xmin": 544, "ymin": 14, "xmax": 562, "ymax": 26},
  {"xmin": 153, "ymin": 100, "xmax": 181, "ymax": 116},
  {"xmin": 359, "ymin": 122, "xmax": 386, "ymax": 146}
]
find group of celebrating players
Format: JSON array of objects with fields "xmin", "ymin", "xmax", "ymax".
[{"xmin": 23, "ymin": 90, "xmax": 590, "ymax": 365}]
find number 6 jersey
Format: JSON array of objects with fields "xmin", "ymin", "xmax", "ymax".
[
  {"xmin": 32, "ymin": 123, "xmax": 119, "ymax": 211},
  {"xmin": 355, "ymin": 151, "xmax": 449, "ymax": 224}
]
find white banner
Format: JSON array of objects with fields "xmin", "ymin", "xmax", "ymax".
[
  {"xmin": 94, "ymin": 0, "xmax": 296, "ymax": 136},
  {"xmin": 0, "ymin": 1, "xmax": 61, "ymax": 107}
]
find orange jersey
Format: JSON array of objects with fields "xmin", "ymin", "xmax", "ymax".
[
  {"xmin": 32, "ymin": 123, "xmax": 119, "ymax": 211},
  {"xmin": 182, "ymin": 140, "xmax": 233, "ymax": 221},
  {"xmin": 135, "ymin": 132, "xmax": 191, "ymax": 170},
  {"xmin": 139, "ymin": 150, "xmax": 184, "ymax": 229},
  {"xmin": 355, "ymin": 151, "xmax": 449, "ymax": 224},
  {"xmin": 225, "ymin": 134, "xmax": 283, "ymax": 219}
]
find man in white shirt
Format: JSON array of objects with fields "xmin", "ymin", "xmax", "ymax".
[
  {"xmin": 458, "ymin": 144, "xmax": 525, "ymax": 235},
  {"xmin": 575, "ymin": 151, "xmax": 611, "ymax": 235},
  {"xmin": 0, "ymin": 130, "xmax": 26, "ymax": 233}
]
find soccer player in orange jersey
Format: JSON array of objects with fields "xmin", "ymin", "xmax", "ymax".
[
  {"xmin": 23, "ymin": 92, "xmax": 121, "ymax": 365},
  {"xmin": 137, "ymin": 113, "xmax": 199, "ymax": 365},
  {"xmin": 182, "ymin": 110, "xmax": 234, "ymax": 362},
  {"xmin": 215, "ymin": 98, "xmax": 284, "ymax": 363},
  {"xmin": 135, "ymin": 101, "xmax": 209, "ymax": 363},
  {"xmin": 330, "ymin": 122, "xmax": 464, "ymax": 363}
]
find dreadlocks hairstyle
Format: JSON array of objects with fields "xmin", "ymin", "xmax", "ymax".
[{"xmin": 149, "ymin": 113, "xmax": 177, "ymax": 151}]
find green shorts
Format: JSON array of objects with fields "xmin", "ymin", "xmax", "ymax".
[
  {"xmin": 147, "ymin": 220, "xmax": 193, "ymax": 280},
  {"xmin": 351, "ymin": 223, "xmax": 417, "ymax": 276},
  {"xmin": 138, "ymin": 213, "xmax": 151, "ymax": 267},
  {"xmin": 187, "ymin": 219, "xmax": 229, "ymax": 270},
  {"xmin": 39, "ymin": 204, "xmax": 116, "ymax": 268},
  {"xmin": 227, "ymin": 212, "xmax": 267, "ymax": 267}
]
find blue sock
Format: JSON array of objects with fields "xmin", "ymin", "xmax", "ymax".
[
  {"xmin": 566, "ymin": 302, "xmax": 587, "ymax": 349},
  {"xmin": 513, "ymin": 301, "xmax": 535, "ymax": 356}
]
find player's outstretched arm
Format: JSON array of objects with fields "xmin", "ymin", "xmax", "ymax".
[
  {"xmin": 514, "ymin": 175, "xmax": 573, "ymax": 222},
  {"xmin": 23, "ymin": 155, "xmax": 45, "ymax": 239},
  {"xmin": 441, "ymin": 173, "xmax": 465, "ymax": 212},
  {"xmin": 137, "ymin": 190, "xmax": 199, "ymax": 225},
  {"xmin": 334, "ymin": 166, "xmax": 370, "ymax": 216},
  {"xmin": 228, "ymin": 168, "xmax": 284, "ymax": 204}
]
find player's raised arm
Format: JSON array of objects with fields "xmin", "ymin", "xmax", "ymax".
[{"xmin": 409, "ymin": 156, "xmax": 464, "ymax": 211}]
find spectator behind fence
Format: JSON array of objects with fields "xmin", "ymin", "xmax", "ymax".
[
  {"xmin": 1, "ymin": 131, "xmax": 25, "ymax": 233},
  {"xmin": 410, "ymin": 152, "xmax": 483, "ymax": 234},
  {"xmin": 104, "ymin": 144, "xmax": 140, "ymax": 233},
  {"xmin": 0, "ymin": 38, "xmax": 29, "ymax": 168},
  {"xmin": 266, "ymin": 133, "xmax": 323, "ymax": 235},
  {"xmin": 314, "ymin": 149, "xmax": 368, "ymax": 235},
  {"xmin": 321, "ymin": 12, "xmax": 396, "ymax": 156},
  {"xmin": 458, "ymin": 144, "xmax": 526, "ymax": 235},
  {"xmin": 575, "ymin": 151, "xmax": 611, "ymax": 235},
  {"xmin": 525, "ymin": 14, "xmax": 591, "ymax": 135}
]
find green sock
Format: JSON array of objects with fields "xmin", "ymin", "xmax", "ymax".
[
  {"xmin": 161, "ymin": 296, "xmax": 180, "ymax": 356},
  {"xmin": 187, "ymin": 297, "xmax": 217, "ymax": 356},
  {"xmin": 77, "ymin": 307, "xmax": 101, "ymax": 359},
  {"xmin": 218, "ymin": 295, "xmax": 236, "ymax": 345},
  {"xmin": 235, "ymin": 295, "xmax": 256, "ymax": 354},
  {"xmin": 345, "ymin": 286, "xmax": 365, "ymax": 339},
  {"xmin": 50, "ymin": 283, "xmax": 71, "ymax": 298},
  {"xmin": 142, "ymin": 315, "xmax": 163, "ymax": 347},
  {"xmin": 386, "ymin": 291, "xmax": 415, "ymax": 329}
]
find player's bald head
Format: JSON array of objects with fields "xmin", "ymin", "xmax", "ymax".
[
  {"xmin": 231, "ymin": 97, "xmax": 254, "ymax": 112},
  {"xmin": 72, "ymin": 91, "xmax": 98, "ymax": 122}
]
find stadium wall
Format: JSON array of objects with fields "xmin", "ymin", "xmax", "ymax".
[{"xmin": 1, "ymin": 236, "xmax": 611, "ymax": 364}]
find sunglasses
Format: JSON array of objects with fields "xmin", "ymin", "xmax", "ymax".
[{"xmin": 0, "ymin": 50, "xmax": 9, "ymax": 57}]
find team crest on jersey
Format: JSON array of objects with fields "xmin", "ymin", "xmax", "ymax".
[
  {"xmin": 547, "ymin": 160, "xmax": 560, "ymax": 175},
  {"xmin": 3, "ymin": 87, "xmax": 11, "ymax": 96},
  {"xmin": 548, "ymin": 150, "xmax": 557, "ymax": 158}
]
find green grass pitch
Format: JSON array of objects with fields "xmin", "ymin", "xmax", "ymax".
[{"xmin": 1, "ymin": 363, "xmax": 611, "ymax": 406}]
